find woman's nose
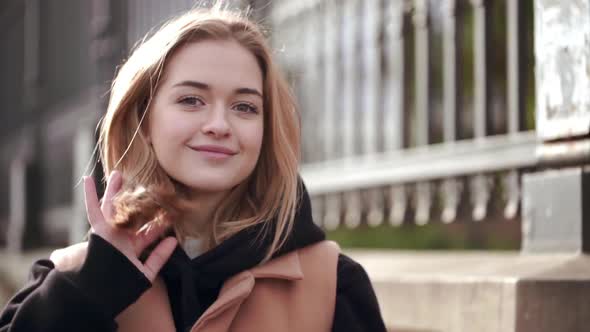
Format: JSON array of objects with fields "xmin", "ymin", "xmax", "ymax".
[{"xmin": 201, "ymin": 105, "xmax": 231, "ymax": 138}]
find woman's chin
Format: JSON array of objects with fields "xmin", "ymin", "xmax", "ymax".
[{"xmin": 181, "ymin": 177, "xmax": 242, "ymax": 194}]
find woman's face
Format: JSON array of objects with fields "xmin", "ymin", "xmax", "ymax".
[{"xmin": 148, "ymin": 39, "xmax": 264, "ymax": 194}]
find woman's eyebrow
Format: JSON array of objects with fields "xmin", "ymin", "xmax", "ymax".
[
  {"xmin": 172, "ymin": 80, "xmax": 209, "ymax": 90},
  {"xmin": 172, "ymin": 80, "xmax": 263, "ymax": 98},
  {"xmin": 235, "ymin": 87, "xmax": 263, "ymax": 99}
]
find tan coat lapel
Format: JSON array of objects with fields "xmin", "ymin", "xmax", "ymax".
[
  {"xmin": 226, "ymin": 241, "xmax": 339, "ymax": 332},
  {"xmin": 190, "ymin": 250, "xmax": 304, "ymax": 332},
  {"xmin": 115, "ymin": 241, "xmax": 339, "ymax": 332}
]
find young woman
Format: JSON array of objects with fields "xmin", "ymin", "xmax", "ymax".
[{"xmin": 0, "ymin": 6, "xmax": 386, "ymax": 332}]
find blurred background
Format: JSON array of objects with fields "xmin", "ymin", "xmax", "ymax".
[
  {"xmin": 3, "ymin": 0, "xmax": 590, "ymax": 331},
  {"xmin": 0, "ymin": 0, "xmax": 534, "ymax": 252}
]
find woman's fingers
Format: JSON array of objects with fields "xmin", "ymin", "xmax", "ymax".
[
  {"xmin": 83, "ymin": 174, "xmax": 178, "ymax": 281},
  {"xmin": 101, "ymin": 171, "xmax": 123, "ymax": 221},
  {"xmin": 141, "ymin": 237, "xmax": 178, "ymax": 281},
  {"xmin": 83, "ymin": 176, "xmax": 104, "ymax": 230}
]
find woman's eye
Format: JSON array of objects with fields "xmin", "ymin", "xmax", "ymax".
[
  {"xmin": 233, "ymin": 103, "xmax": 258, "ymax": 114},
  {"xmin": 178, "ymin": 96, "xmax": 204, "ymax": 107}
]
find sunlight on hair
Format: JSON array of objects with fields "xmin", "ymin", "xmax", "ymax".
[{"xmin": 90, "ymin": 3, "xmax": 301, "ymax": 261}]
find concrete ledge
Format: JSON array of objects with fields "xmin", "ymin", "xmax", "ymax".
[{"xmin": 347, "ymin": 250, "xmax": 590, "ymax": 332}]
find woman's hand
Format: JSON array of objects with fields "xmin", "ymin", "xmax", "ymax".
[{"xmin": 82, "ymin": 171, "xmax": 178, "ymax": 282}]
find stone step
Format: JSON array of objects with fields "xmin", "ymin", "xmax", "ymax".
[{"xmin": 347, "ymin": 250, "xmax": 590, "ymax": 332}]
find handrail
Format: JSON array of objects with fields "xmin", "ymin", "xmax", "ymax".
[{"xmin": 301, "ymin": 131, "xmax": 538, "ymax": 195}]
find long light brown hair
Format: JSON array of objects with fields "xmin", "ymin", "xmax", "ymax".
[{"xmin": 98, "ymin": 6, "xmax": 301, "ymax": 261}]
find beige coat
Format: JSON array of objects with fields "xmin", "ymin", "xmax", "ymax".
[{"xmin": 114, "ymin": 240, "xmax": 340, "ymax": 332}]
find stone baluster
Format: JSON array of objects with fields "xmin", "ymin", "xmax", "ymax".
[
  {"xmin": 470, "ymin": 0, "xmax": 492, "ymax": 222},
  {"xmin": 362, "ymin": 0, "xmax": 384, "ymax": 227},
  {"xmin": 440, "ymin": 0, "xmax": 463, "ymax": 223},
  {"xmin": 322, "ymin": 0, "xmax": 342, "ymax": 230},
  {"xmin": 342, "ymin": 0, "xmax": 362, "ymax": 228},
  {"xmin": 503, "ymin": 0, "xmax": 526, "ymax": 220},
  {"xmin": 413, "ymin": 0, "xmax": 432, "ymax": 225},
  {"xmin": 384, "ymin": 0, "xmax": 408, "ymax": 226}
]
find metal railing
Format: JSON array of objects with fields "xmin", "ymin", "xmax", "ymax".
[{"xmin": 270, "ymin": 0, "xmax": 536, "ymax": 229}]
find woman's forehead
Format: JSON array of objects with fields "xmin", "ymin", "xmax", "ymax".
[{"xmin": 161, "ymin": 39, "xmax": 263, "ymax": 92}]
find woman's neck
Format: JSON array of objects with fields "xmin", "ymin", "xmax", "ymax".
[{"xmin": 181, "ymin": 189, "xmax": 228, "ymax": 236}]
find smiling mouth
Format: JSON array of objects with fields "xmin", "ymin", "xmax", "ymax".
[{"xmin": 188, "ymin": 145, "xmax": 237, "ymax": 158}]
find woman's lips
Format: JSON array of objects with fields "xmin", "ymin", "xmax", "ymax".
[{"xmin": 189, "ymin": 145, "xmax": 237, "ymax": 160}]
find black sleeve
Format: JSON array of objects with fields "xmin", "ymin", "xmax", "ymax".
[
  {"xmin": 0, "ymin": 234, "xmax": 151, "ymax": 332},
  {"xmin": 332, "ymin": 254, "xmax": 387, "ymax": 332}
]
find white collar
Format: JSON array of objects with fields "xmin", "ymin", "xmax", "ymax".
[{"xmin": 181, "ymin": 236, "xmax": 205, "ymax": 259}]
